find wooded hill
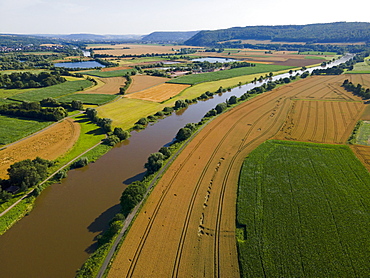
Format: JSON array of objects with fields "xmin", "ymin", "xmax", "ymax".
[
  {"xmin": 185, "ymin": 22, "xmax": 370, "ymax": 46},
  {"xmin": 141, "ymin": 31, "xmax": 199, "ymax": 43}
]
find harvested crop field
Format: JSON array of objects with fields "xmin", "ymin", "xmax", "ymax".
[
  {"xmin": 84, "ymin": 77, "xmax": 126, "ymax": 95},
  {"xmin": 108, "ymin": 74, "xmax": 366, "ymax": 277},
  {"xmin": 0, "ymin": 118, "xmax": 80, "ymax": 179},
  {"xmin": 346, "ymin": 73, "xmax": 370, "ymax": 88},
  {"xmin": 125, "ymin": 83, "xmax": 189, "ymax": 102},
  {"xmin": 351, "ymin": 144, "xmax": 370, "ymax": 171},
  {"xmin": 126, "ymin": 75, "xmax": 170, "ymax": 94},
  {"xmin": 274, "ymin": 100, "xmax": 364, "ymax": 143},
  {"xmin": 92, "ymin": 44, "xmax": 200, "ymax": 56}
]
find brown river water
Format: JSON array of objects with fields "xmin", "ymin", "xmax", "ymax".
[{"xmin": 0, "ymin": 55, "xmax": 352, "ymax": 277}]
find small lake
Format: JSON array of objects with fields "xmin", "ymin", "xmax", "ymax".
[
  {"xmin": 54, "ymin": 61, "xmax": 105, "ymax": 69},
  {"xmin": 192, "ymin": 57, "xmax": 240, "ymax": 63}
]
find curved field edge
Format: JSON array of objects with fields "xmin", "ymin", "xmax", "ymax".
[{"xmin": 237, "ymin": 140, "xmax": 370, "ymax": 277}]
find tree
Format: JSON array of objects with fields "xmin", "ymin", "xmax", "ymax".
[
  {"xmin": 120, "ymin": 181, "xmax": 146, "ymax": 216},
  {"xmin": 144, "ymin": 152, "xmax": 164, "ymax": 174},
  {"xmin": 113, "ymin": 127, "xmax": 129, "ymax": 141},
  {"xmin": 72, "ymin": 157, "xmax": 89, "ymax": 168},
  {"xmin": 215, "ymin": 102, "xmax": 227, "ymax": 114},
  {"xmin": 71, "ymin": 100, "xmax": 83, "ymax": 110},
  {"xmin": 7, "ymin": 157, "xmax": 53, "ymax": 190},
  {"xmin": 228, "ymin": 95, "xmax": 237, "ymax": 105},
  {"xmin": 174, "ymin": 100, "xmax": 188, "ymax": 110},
  {"xmin": 175, "ymin": 127, "xmax": 192, "ymax": 141},
  {"xmin": 159, "ymin": 147, "xmax": 171, "ymax": 159}
]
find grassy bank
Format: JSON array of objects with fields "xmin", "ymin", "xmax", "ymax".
[{"xmin": 237, "ymin": 140, "xmax": 370, "ymax": 277}]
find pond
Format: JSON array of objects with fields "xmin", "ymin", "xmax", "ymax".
[
  {"xmin": 192, "ymin": 57, "xmax": 240, "ymax": 63},
  {"xmin": 54, "ymin": 61, "xmax": 105, "ymax": 69}
]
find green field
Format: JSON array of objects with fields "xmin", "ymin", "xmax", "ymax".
[
  {"xmin": 299, "ymin": 51, "xmax": 337, "ymax": 55},
  {"xmin": 237, "ymin": 140, "xmax": 370, "ymax": 277},
  {"xmin": 83, "ymin": 69, "xmax": 135, "ymax": 78},
  {"xmin": 166, "ymin": 64, "xmax": 292, "ymax": 85},
  {"xmin": 0, "ymin": 115, "xmax": 52, "ymax": 145},
  {"xmin": 356, "ymin": 121, "xmax": 370, "ymax": 145},
  {"xmin": 8, "ymin": 80, "xmax": 93, "ymax": 102},
  {"xmin": 347, "ymin": 58, "xmax": 370, "ymax": 74},
  {"xmin": 57, "ymin": 94, "xmax": 118, "ymax": 105}
]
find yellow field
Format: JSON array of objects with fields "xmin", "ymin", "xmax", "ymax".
[
  {"xmin": 96, "ymin": 98, "xmax": 163, "ymax": 129},
  {"xmin": 83, "ymin": 77, "xmax": 126, "ymax": 95},
  {"xmin": 92, "ymin": 44, "xmax": 202, "ymax": 56},
  {"xmin": 126, "ymin": 75, "xmax": 170, "ymax": 94},
  {"xmin": 125, "ymin": 83, "xmax": 190, "ymax": 102}
]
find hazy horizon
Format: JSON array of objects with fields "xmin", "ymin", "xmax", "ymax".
[{"xmin": 1, "ymin": 0, "xmax": 369, "ymax": 35}]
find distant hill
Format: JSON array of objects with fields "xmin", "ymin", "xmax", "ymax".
[
  {"xmin": 141, "ymin": 31, "xmax": 199, "ymax": 43},
  {"xmin": 35, "ymin": 34, "xmax": 143, "ymax": 41},
  {"xmin": 185, "ymin": 22, "xmax": 370, "ymax": 46}
]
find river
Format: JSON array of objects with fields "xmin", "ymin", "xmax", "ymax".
[{"xmin": 0, "ymin": 54, "xmax": 353, "ymax": 277}]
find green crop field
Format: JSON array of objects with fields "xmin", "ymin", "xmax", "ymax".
[
  {"xmin": 237, "ymin": 140, "xmax": 370, "ymax": 277},
  {"xmin": 356, "ymin": 121, "xmax": 370, "ymax": 145},
  {"xmin": 8, "ymin": 80, "xmax": 93, "ymax": 102},
  {"xmin": 83, "ymin": 69, "xmax": 135, "ymax": 78},
  {"xmin": 166, "ymin": 64, "xmax": 293, "ymax": 85},
  {"xmin": 299, "ymin": 51, "xmax": 337, "ymax": 55},
  {"xmin": 0, "ymin": 115, "xmax": 52, "ymax": 146},
  {"xmin": 347, "ymin": 58, "xmax": 370, "ymax": 74},
  {"xmin": 57, "ymin": 94, "xmax": 118, "ymax": 105}
]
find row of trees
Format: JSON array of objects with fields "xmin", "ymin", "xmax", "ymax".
[
  {"xmin": 0, "ymin": 101, "xmax": 68, "ymax": 121},
  {"xmin": 0, "ymin": 71, "xmax": 66, "ymax": 89},
  {"xmin": 342, "ymin": 80, "xmax": 370, "ymax": 99}
]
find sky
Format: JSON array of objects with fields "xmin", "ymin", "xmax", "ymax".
[{"xmin": 0, "ymin": 0, "xmax": 369, "ymax": 35}]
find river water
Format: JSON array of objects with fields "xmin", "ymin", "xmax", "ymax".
[{"xmin": 0, "ymin": 54, "xmax": 353, "ymax": 277}]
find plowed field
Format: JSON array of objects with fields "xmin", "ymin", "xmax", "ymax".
[
  {"xmin": 0, "ymin": 118, "xmax": 80, "ymax": 179},
  {"xmin": 107, "ymin": 75, "xmax": 366, "ymax": 277},
  {"xmin": 126, "ymin": 75, "xmax": 170, "ymax": 94},
  {"xmin": 83, "ymin": 77, "xmax": 126, "ymax": 95},
  {"xmin": 125, "ymin": 83, "xmax": 189, "ymax": 102}
]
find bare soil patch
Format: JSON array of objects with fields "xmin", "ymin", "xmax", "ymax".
[
  {"xmin": 126, "ymin": 75, "xmax": 170, "ymax": 94},
  {"xmin": 0, "ymin": 118, "xmax": 80, "ymax": 179},
  {"xmin": 83, "ymin": 77, "xmax": 126, "ymax": 95},
  {"xmin": 125, "ymin": 83, "xmax": 189, "ymax": 102}
]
